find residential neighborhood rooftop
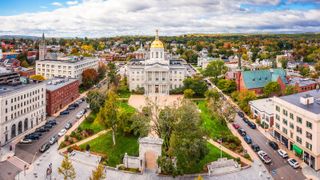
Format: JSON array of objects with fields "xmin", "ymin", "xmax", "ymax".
[{"xmin": 249, "ymin": 98, "xmax": 274, "ymax": 115}]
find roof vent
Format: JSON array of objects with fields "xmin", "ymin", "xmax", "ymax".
[{"xmin": 300, "ymin": 94, "xmax": 314, "ymax": 105}]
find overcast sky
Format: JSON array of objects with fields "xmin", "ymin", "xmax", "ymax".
[{"xmin": 0, "ymin": 0, "xmax": 320, "ymax": 37}]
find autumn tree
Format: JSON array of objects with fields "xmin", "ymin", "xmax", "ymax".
[
  {"xmin": 284, "ymin": 85, "xmax": 298, "ymax": 95},
  {"xmin": 30, "ymin": 74, "xmax": 46, "ymax": 81},
  {"xmin": 90, "ymin": 164, "xmax": 106, "ymax": 180},
  {"xmin": 107, "ymin": 62, "xmax": 118, "ymax": 86},
  {"xmin": 82, "ymin": 68, "xmax": 98, "ymax": 89},
  {"xmin": 183, "ymin": 89, "xmax": 195, "ymax": 98},
  {"xmin": 86, "ymin": 90, "xmax": 106, "ymax": 113},
  {"xmin": 264, "ymin": 82, "xmax": 281, "ymax": 97},
  {"xmin": 58, "ymin": 155, "xmax": 76, "ymax": 180},
  {"xmin": 98, "ymin": 63, "xmax": 107, "ymax": 80},
  {"xmin": 232, "ymin": 91, "xmax": 257, "ymax": 114},
  {"xmin": 98, "ymin": 88, "xmax": 119, "ymax": 145}
]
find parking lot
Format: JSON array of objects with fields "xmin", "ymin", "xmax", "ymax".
[
  {"xmin": 15, "ymin": 101, "xmax": 89, "ymax": 164},
  {"xmin": 234, "ymin": 114, "xmax": 306, "ymax": 180}
]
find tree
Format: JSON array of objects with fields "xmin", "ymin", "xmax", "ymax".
[
  {"xmin": 130, "ymin": 112, "xmax": 151, "ymax": 137},
  {"xmin": 216, "ymin": 79, "xmax": 236, "ymax": 94},
  {"xmin": 183, "ymin": 76, "xmax": 208, "ymax": 97},
  {"xmin": 181, "ymin": 50, "xmax": 198, "ymax": 63},
  {"xmin": 82, "ymin": 68, "xmax": 98, "ymax": 89},
  {"xmin": 232, "ymin": 91, "xmax": 257, "ymax": 114},
  {"xmin": 264, "ymin": 82, "xmax": 281, "ymax": 96},
  {"xmin": 30, "ymin": 74, "xmax": 46, "ymax": 81},
  {"xmin": 98, "ymin": 88, "xmax": 118, "ymax": 145},
  {"xmin": 107, "ymin": 62, "xmax": 118, "ymax": 86},
  {"xmin": 58, "ymin": 155, "xmax": 76, "ymax": 180},
  {"xmin": 90, "ymin": 164, "xmax": 106, "ymax": 180},
  {"xmin": 86, "ymin": 90, "xmax": 106, "ymax": 113},
  {"xmin": 183, "ymin": 89, "xmax": 195, "ymax": 98},
  {"xmin": 98, "ymin": 63, "xmax": 107, "ymax": 80},
  {"xmin": 202, "ymin": 60, "xmax": 227, "ymax": 83},
  {"xmin": 284, "ymin": 85, "xmax": 298, "ymax": 95}
]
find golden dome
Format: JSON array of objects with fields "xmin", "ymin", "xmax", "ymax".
[{"xmin": 150, "ymin": 29, "xmax": 164, "ymax": 48}]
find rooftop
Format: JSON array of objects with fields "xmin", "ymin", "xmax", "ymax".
[
  {"xmin": 0, "ymin": 80, "xmax": 44, "ymax": 96},
  {"xmin": 249, "ymin": 98, "xmax": 274, "ymax": 115},
  {"xmin": 288, "ymin": 77, "xmax": 317, "ymax": 87},
  {"xmin": 279, "ymin": 89, "xmax": 320, "ymax": 115},
  {"xmin": 38, "ymin": 57, "xmax": 98, "ymax": 64},
  {"xmin": 46, "ymin": 78, "xmax": 78, "ymax": 91}
]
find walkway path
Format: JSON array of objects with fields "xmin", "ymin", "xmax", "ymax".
[
  {"xmin": 207, "ymin": 139, "xmax": 252, "ymax": 166},
  {"xmin": 59, "ymin": 129, "xmax": 111, "ymax": 153}
]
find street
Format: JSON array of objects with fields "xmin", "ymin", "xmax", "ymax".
[
  {"xmin": 234, "ymin": 115, "xmax": 306, "ymax": 180},
  {"xmin": 15, "ymin": 101, "xmax": 88, "ymax": 164}
]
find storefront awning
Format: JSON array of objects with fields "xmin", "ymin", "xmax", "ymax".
[{"xmin": 293, "ymin": 144, "xmax": 303, "ymax": 155}]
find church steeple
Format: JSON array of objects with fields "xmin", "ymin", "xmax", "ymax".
[{"xmin": 39, "ymin": 33, "xmax": 47, "ymax": 61}]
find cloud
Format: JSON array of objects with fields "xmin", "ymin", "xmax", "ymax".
[
  {"xmin": 0, "ymin": 0, "xmax": 319, "ymax": 37},
  {"xmin": 66, "ymin": 1, "xmax": 79, "ymax": 5},
  {"xmin": 51, "ymin": 2, "xmax": 63, "ymax": 7}
]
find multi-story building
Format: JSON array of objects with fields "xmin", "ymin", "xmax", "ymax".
[
  {"xmin": 0, "ymin": 67, "xmax": 20, "ymax": 85},
  {"xmin": 36, "ymin": 57, "xmax": 98, "ymax": 82},
  {"xmin": 273, "ymin": 90, "xmax": 320, "ymax": 170},
  {"xmin": 0, "ymin": 80, "xmax": 46, "ymax": 146},
  {"xmin": 127, "ymin": 30, "xmax": 192, "ymax": 95},
  {"xmin": 288, "ymin": 77, "xmax": 318, "ymax": 93},
  {"xmin": 249, "ymin": 98, "xmax": 274, "ymax": 128},
  {"xmin": 46, "ymin": 78, "xmax": 79, "ymax": 116}
]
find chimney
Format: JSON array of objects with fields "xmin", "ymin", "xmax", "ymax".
[{"xmin": 300, "ymin": 94, "xmax": 314, "ymax": 105}]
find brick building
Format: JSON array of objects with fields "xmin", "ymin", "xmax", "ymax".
[
  {"xmin": 288, "ymin": 77, "xmax": 318, "ymax": 93},
  {"xmin": 46, "ymin": 78, "xmax": 79, "ymax": 116}
]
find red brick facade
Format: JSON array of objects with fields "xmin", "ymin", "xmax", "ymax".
[{"xmin": 46, "ymin": 80, "xmax": 80, "ymax": 116}]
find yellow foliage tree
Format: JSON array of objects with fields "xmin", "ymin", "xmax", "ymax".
[{"xmin": 30, "ymin": 74, "xmax": 46, "ymax": 81}]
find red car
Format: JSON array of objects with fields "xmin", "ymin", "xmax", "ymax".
[{"xmin": 232, "ymin": 123, "xmax": 240, "ymax": 129}]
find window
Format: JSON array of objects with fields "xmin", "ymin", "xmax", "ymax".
[
  {"xmin": 297, "ymin": 116, "xmax": 302, "ymax": 124},
  {"xmin": 306, "ymin": 142, "xmax": 312, "ymax": 150},
  {"xmin": 282, "ymin": 127, "xmax": 287, "ymax": 134},
  {"xmin": 289, "ymin": 123, "xmax": 294, "ymax": 129},
  {"xmin": 306, "ymin": 121, "xmax": 312, "ymax": 129},
  {"xmin": 306, "ymin": 132, "xmax": 312, "ymax": 140},
  {"xmin": 276, "ymin": 106, "xmax": 280, "ymax": 112},
  {"xmin": 296, "ymin": 126, "xmax": 302, "ymax": 134},
  {"xmin": 275, "ymin": 123, "xmax": 280, "ymax": 129},
  {"xmin": 283, "ymin": 109, "xmax": 288, "ymax": 116},
  {"xmin": 296, "ymin": 136, "xmax": 302, "ymax": 144},
  {"xmin": 283, "ymin": 119, "xmax": 288, "ymax": 125},
  {"xmin": 276, "ymin": 114, "xmax": 280, "ymax": 120},
  {"xmin": 289, "ymin": 113, "xmax": 294, "ymax": 120}
]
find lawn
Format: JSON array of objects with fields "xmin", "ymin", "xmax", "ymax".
[
  {"xmin": 191, "ymin": 142, "xmax": 233, "ymax": 173},
  {"xmin": 196, "ymin": 100, "xmax": 233, "ymax": 140},
  {"xmin": 117, "ymin": 90, "xmax": 131, "ymax": 98},
  {"xmin": 79, "ymin": 112, "xmax": 104, "ymax": 134},
  {"xmin": 80, "ymin": 132, "xmax": 139, "ymax": 167},
  {"xmin": 117, "ymin": 101, "xmax": 136, "ymax": 113}
]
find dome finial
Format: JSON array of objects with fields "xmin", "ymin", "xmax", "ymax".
[{"xmin": 155, "ymin": 29, "xmax": 159, "ymax": 40}]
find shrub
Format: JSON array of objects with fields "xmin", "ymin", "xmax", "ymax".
[
  {"xmin": 70, "ymin": 131, "xmax": 76, "ymax": 138},
  {"xmin": 59, "ymin": 142, "xmax": 67, "ymax": 149},
  {"xmin": 64, "ymin": 135, "xmax": 70, "ymax": 142},
  {"xmin": 86, "ymin": 116, "xmax": 95, "ymax": 123}
]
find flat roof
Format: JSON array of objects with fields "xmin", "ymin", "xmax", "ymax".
[
  {"xmin": 279, "ymin": 89, "xmax": 320, "ymax": 114},
  {"xmin": 37, "ymin": 57, "xmax": 98, "ymax": 64},
  {"xmin": 249, "ymin": 98, "xmax": 274, "ymax": 115},
  {"xmin": 46, "ymin": 78, "xmax": 78, "ymax": 91},
  {"xmin": 0, "ymin": 81, "xmax": 44, "ymax": 96},
  {"xmin": 289, "ymin": 77, "xmax": 316, "ymax": 87}
]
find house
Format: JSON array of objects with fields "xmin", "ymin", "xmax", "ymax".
[
  {"xmin": 249, "ymin": 98, "xmax": 274, "ymax": 128},
  {"xmin": 235, "ymin": 68, "xmax": 288, "ymax": 94}
]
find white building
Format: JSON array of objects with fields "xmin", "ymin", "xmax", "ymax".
[
  {"xmin": 273, "ymin": 90, "xmax": 320, "ymax": 170},
  {"xmin": 0, "ymin": 80, "xmax": 46, "ymax": 146},
  {"xmin": 36, "ymin": 57, "xmax": 98, "ymax": 82},
  {"xmin": 197, "ymin": 48, "xmax": 221, "ymax": 69},
  {"xmin": 249, "ymin": 98, "xmax": 274, "ymax": 128},
  {"xmin": 127, "ymin": 30, "xmax": 192, "ymax": 95}
]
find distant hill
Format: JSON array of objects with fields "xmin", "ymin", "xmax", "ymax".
[{"xmin": 0, "ymin": 35, "xmax": 39, "ymax": 39}]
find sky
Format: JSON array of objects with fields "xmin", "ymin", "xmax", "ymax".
[{"xmin": 0, "ymin": 0, "xmax": 320, "ymax": 37}]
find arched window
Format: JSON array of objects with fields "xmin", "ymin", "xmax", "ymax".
[
  {"xmin": 24, "ymin": 118, "xmax": 28, "ymax": 131},
  {"xmin": 18, "ymin": 121, "xmax": 23, "ymax": 134},
  {"xmin": 11, "ymin": 124, "xmax": 16, "ymax": 139}
]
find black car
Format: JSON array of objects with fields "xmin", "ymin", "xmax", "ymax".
[
  {"xmin": 39, "ymin": 143, "xmax": 50, "ymax": 153},
  {"xmin": 242, "ymin": 117, "xmax": 249, "ymax": 124},
  {"xmin": 25, "ymin": 134, "xmax": 40, "ymax": 140},
  {"xmin": 238, "ymin": 128, "xmax": 246, "ymax": 136},
  {"xmin": 237, "ymin": 111, "xmax": 245, "ymax": 118},
  {"xmin": 248, "ymin": 121, "xmax": 257, "ymax": 129},
  {"xmin": 36, "ymin": 126, "xmax": 49, "ymax": 133},
  {"xmin": 44, "ymin": 124, "xmax": 53, "ymax": 129},
  {"xmin": 268, "ymin": 141, "xmax": 279, "ymax": 150},
  {"xmin": 67, "ymin": 106, "xmax": 76, "ymax": 111},
  {"xmin": 47, "ymin": 120, "xmax": 57, "ymax": 126},
  {"xmin": 251, "ymin": 144, "xmax": 260, "ymax": 152},
  {"xmin": 60, "ymin": 110, "xmax": 70, "ymax": 115}
]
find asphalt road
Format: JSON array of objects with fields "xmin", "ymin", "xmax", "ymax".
[
  {"xmin": 15, "ymin": 101, "xmax": 88, "ymax": 164},
  {"xmin": 234, "ymin": 115, "xmax": 306, "ymax": 180}
]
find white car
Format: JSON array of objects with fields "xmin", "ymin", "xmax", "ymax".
[
  {"xmin": 20, "ymin": 139, "xmax": 32, "ymax": 144},
  {"xmin": 277, "ymin": 149, "xmax": 288, "ymax": 158},
  {"xmin": 58, "ymin": 129, "xmax": 67, "ymax": 137},
  {"xmin": 287, "ymin": 158, "xmax": 299, "ymax": 169},
  {"xmin": 258, "ymin": 150, "xmax": 272, "ymax": 164},
  {"xmin": 76, "ymin": 110, "xmax": 85, "ymax": 119}
]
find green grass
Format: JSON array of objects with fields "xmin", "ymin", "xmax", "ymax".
[
  {"xmin": 117, "ymin": 90, "xmax": 131, "ymax": 98},
  {"xmin": 79, "ymin": 112, "xmax": 104, "ymax": 134},
  {"xmin": 80, "ymin": 132, "xmax": 139, "ymax": 167},
  {"xmin": 117, "ymin": 101, "xmax": 136, "ymax": 113},
  {"xmin": 196, "ymin": 100, "xmax": 233, "ymax": 140},
  {"xmin": 192, "ymin": 143, "xmax": 233, "ymax": 173}
]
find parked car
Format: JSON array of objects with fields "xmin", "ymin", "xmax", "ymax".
[
  {"xmin": 36, "ymin": 126, "xmax": 49, "ymax": 133},
  {"xmin": 237, "ymin": 128, "xmax": 246, "ymax": 136},
  {"xmin": 58, "ymin": 129, "xmax": 67, "ymax": 137},
  {"xmin": 44, "ymin": 124, "xmax": 53, "ymax": 129},
  {"xmin": 67, "ymin": 106, "xmax": 76, "ymax": 111},
  {"xmin": 46, "ymin": 120, "xmax": 57, "ymax": 126},
  {"xmin": 65, "ymin": 122, "xmax": 72, "ymax": 129},
  {"xmin": 60, "ymin": 110, "xmax": 69, "ymax": 115},
  {"xmin": 258, "ymin": 150, "xmax": 272, "ymax": 164},
  {"xmin": 20, "ymin": 138, "xmax": 32, "ymax": 144},
  {"xmin": 39, "ymin": 143, "xmax": 50, "ymax": 153},
  {"xmin": 287, "ymin": 158, "xmax": 299, "ymax": 169},
  {"xmin": 26, "ymin": 135, "xmax": 39, "ymax": 140},
  {"xmin": 76, "ymin": 111, "xmax": 84, "ymax": 119},
  {"xmin": 247, "ymin": 121, "xmax": 256, "ymax": 129},
  {"xmin": 232, "ymin": 123, "xmax": 240, "ymax": 129},
  {"xmin": 242, "ymin": 117, "xmax": 249, "ymax": 124},
  {"xmin": 237, "ymin": 111, "xmax": 244, "ymax": 118},
  {"xmin": 49, "ymin": 135, "xmax": 58, "ymax": 145},
  {"xmin": 244, "ymin": 135, "xmax": 252, "ymax": 144},
  {"xmin": 277, "ymin": 149, "xmax": 288, "ymax": 158},
  {"xmin": 251, "ymin": 144, "xmax": 260, "ymax": 152},
  {"xmin": 268, "ymin": 141, "xmax": 279, "ymax": 150}
]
